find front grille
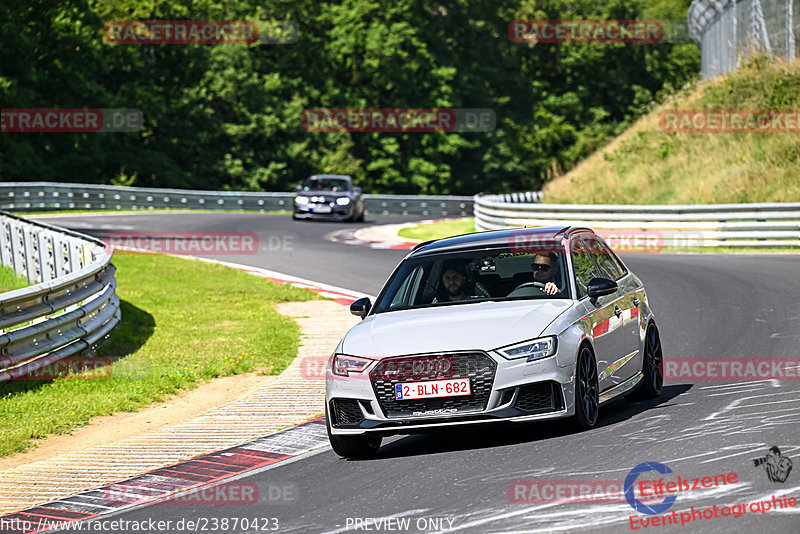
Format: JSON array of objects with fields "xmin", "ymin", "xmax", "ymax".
[
  {"xmin": 371, "ymin": 352, "xmax": 497, "ymax": 418},
  {"xmin": 514, "ymin": 381, "xmax": 564, "ymax": 413},
  {"xmin": 332, "ymin": 399, "xmax": 364, "ymax": 425}
]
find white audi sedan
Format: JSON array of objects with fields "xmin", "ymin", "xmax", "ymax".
[{"xmin": 325, "ymin": 226, "xmax": 663, "ymax": 458}]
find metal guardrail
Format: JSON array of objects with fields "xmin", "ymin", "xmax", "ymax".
[
  {"xmin": 0, "ymin": 182, "xmax": 474, "ymax": 218},
  {"xmin": 0, "ymin": 211, "xmax": 120, "ymax": 381},
  {"xmin": 474, "ymin": 194, "xmax": 800, "ymax": 247},
  {"xmin": 689, "ymin": 0, "xmax": 798, "ymax": 78}
]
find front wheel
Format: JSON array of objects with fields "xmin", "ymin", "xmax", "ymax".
[
  {"xmin": 572, "ymin": 346, "xmax": 599, "ymax": 430},
  {"xmin": 326, "ymin": 408, "xmax": 381, "ymax": 458}
]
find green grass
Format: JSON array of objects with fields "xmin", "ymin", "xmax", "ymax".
[
  {"xmin": 544, "ymin": 56, "xmax": 800, "ymax": 204},
  {"xmin": 0, "ymin": 265, "xmax": 29, "ymax": 292},
  {"xmin": 0, "ymin": 253, "xmax": 318, "ymax": 457},
  {"xmin": 397, "ymin": 218, "xmax": 475, "ymax": 242}
]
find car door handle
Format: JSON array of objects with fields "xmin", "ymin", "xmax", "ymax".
[
  {"xmin": 614, "ymin": 306, "xmax": 622, "ymax": 317},
  {"xmin": 633, "ymin": 298, "xmax": 640, "ymax": 307}
]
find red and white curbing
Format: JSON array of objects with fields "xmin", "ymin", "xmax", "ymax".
[
  {"xmin": 327, "ymin": 217, "xmax": 469, "ymax": 249},
  {"xmin": 0, "ymin": 419, "xmax": 330, "ymax": 534},
  {"xmin": 327, "ymin": 228, "xmax": 417, "ymax": 250}
]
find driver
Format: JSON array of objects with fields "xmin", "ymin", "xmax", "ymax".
[{"xmin": 531, "ymin": 253, "xmax": 562, "ymax": 296}]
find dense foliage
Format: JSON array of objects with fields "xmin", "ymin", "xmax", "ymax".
[{"xmin": 0, "ymin": 0, "xmax": 699, "ymax": 194}]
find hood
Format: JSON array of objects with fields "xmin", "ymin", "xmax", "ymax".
[{"xmin": 342, "ymin": 299, "xmax": 573, "ymax": 358}]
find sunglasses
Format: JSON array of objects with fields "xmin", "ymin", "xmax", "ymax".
[{"xmin": 531, "ymin": 263, "xmax": 552, "ymax": 272}]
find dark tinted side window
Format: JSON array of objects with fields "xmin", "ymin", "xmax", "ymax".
[
  {"xmin": 571, "ymin": 238, "xmax": 598, "ymax": 299},
  {"xmin": 583, "ymin": 236, "xmax": 625, "ymax": 280}
]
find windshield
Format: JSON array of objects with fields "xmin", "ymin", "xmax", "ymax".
[
  {"xmin": 373, "ymin": 247, "xmax": 570, "ymax": 314},
  {"xmin": 302, "ymin": 177, "xmax": 351, "ymax": 192}
]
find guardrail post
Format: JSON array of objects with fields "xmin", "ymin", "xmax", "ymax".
[
  {"xmin": 37, "ymin": 231, "xmax": 52, "ymax": 283},
  {"xmin": 10, "ymin": 224, "xmax": 25, "ymax": 277},
  {"xmin": 787, "ymin": 0, "xmax": 796, "ymax": 59},
  {"xmin": 53, "ymin": 234, "xmax": 66, "ymax": 277},
  {"xmin": 0, "ymin": 221, "xmax": 10, "ymax": 268},
  {"xmin": 69, "ymin": 240, "xmax": 82, "ymax": 272},
  {"xmin": 24, "ymin": 226, "xmax": 37, "ymax": 282}
]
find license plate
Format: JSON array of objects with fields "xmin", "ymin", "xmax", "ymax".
[
  {"xmin": 312, "ymin": 205, "xmax": 332, "ymax": 213},
  {"xmin": 394, "ymin": 378, "xmax": 471, "ymax": 400}
]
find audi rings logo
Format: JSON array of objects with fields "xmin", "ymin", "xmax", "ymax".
[
  {"xmin": 371, "ymin": 356, "xmax": 456, "ymax": 381},
  {"xmin": 624, "ymin": 462, "xmax": 677, "ymax": 515}
]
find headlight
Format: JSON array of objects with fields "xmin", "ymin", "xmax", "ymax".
[
  {"xmin": 332, "ymin": 354, "xmax": 373, "ymax": 376},
  {"xmin": 294, "ymin": 196, "xmax": 309, "ymax": 205},
  {"xmin": 496, "ymin": 336, "xmax": 557, "ymax": 362},
  {"xmin": 336, "ymin": 197, "xmax": 351, "ymax": 206}
]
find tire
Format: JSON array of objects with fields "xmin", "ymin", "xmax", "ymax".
[
  {"xmin": 326, "ymin": 407, "xmax": 381, "ymax": 459},
  {"xmin": 355, "ymin": 210, "xmax": 365, "ymax": 222},
  {"xmin": 573, "ymin": 345, "xmax": 599, "ymax": 430},
  {"xmin": 627, "ymin": 323, "xmax": 663, "ymax": 401}
]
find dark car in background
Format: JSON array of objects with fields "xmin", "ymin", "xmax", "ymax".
[{"xmin": 292, "ymin": 174, "xmax": 365, "ymax": 221}]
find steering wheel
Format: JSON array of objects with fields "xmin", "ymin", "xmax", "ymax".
[{"xmin": 511, "ymin": 281, "xmax": 546, "ymax": 292}]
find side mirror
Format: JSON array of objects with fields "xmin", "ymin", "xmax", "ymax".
[
  {"xmin": 295, "ymin": 184, "xmax": 302, "ymax": 191},
  {"xmin": 350, "ymin": 297, "xmax": 372, "ymax": 319},
  {"xmin": 587, "ymin": 277, "xmax": 618, "ymax": 299}
]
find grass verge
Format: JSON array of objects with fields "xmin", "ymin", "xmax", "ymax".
[
  {"xmin": 543, "ymin": 56, "xmax": 800, "ymax": 204},
  {"xmin": 0, "ymin": 253, "xmax": 318, "ymax": 457},
  {"xmin": 397, "ymin": 218, "xmax": 475, "ymax": 242},
  {"xmin": 0, "ymin": 265, "xmax": 29, "ymax": 292}
]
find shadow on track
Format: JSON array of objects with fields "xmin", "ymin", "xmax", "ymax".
[
  {"xmin": 359, "ymin": 384, "xmax": 691, "ymax": 460},
  {"xmin": 0, "ymin": 299, "xmax": 154, "ymax": 399}
]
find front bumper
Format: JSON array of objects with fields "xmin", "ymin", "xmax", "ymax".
[
  {"xmin": 293, "ymin": 202, "xmax": 353, "ymax": 220},
  {"xmin": 326, "ymin": 351, "xmax": 576, "ymax": 436}
]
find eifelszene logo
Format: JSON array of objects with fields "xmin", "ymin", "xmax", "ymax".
[{"xmin": 624, "ymin": 462, "xmax": 678, "ymax": 515}]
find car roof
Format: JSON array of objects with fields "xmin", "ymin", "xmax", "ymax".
[
  {"xmin": 308, "ymin": 174, "xmax": 352, "ymax": 181},
  {"xmin": 409, "ymin": 226, "xmax": 595, "ymax": 257}
]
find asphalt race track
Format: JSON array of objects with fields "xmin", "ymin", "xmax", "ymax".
[{"xmin": 35, "ymin": 213, "xmax": 800, "ymax": 533}]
